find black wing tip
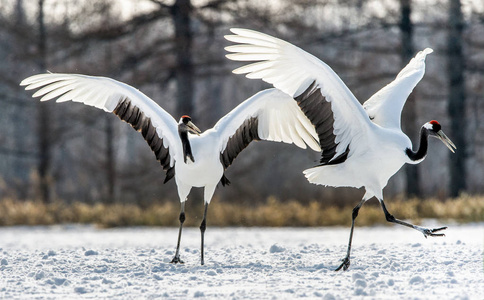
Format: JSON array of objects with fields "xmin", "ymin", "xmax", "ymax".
[
  {"xmin": 220, "ymin": 174, "xmax": 231, "ymax": 187},
  {"xmin": 319, "ymin": 147, "xmax": 350, "ymax": 166},
  {"xmin": 163, "ymin": 167, "xmax": 175, "ymax": 184}
]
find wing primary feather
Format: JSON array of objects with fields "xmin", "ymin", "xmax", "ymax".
[
  {"xmin": 226, "ymin": 53, "xmax": 281, "ymax": 61},
  {"xmin": 225, "ymin": 45, "xmax": 278, "ymax": 54},
  {"xmin": 232, "ymin": 61, "xmax": 275, "ymax": 74},
  {"xmin": 22, "ymin": 73, "xmax": 179, "ymax": 181},
  {"xmin": 224, "ymin": 35, "xmax": 277, "ymax": 48}
]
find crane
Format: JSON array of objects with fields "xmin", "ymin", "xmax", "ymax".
[
  {"xmin": 224, "ymin": 28, "xmax": 455, "ymax": 271},
  {"xmin": 20, "ymin": 73, "xmax": 320, "ymax": 265}
]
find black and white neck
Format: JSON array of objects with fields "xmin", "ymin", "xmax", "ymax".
[
  {"xmin": 405, "ymin": 125, "xmax": 430, "ymax": 163},
  {"xmin": 179, "ymin": 127, "xmax": 194, "ymax": 163},
  {"xmin": 405, "ymin": 121, "xmax": 443, "ymax": 163},
  {"xmin": 405, "ymin": 120, "xmax": 455, "ymax": 163},
  {"xmin": 178, "ymin": 115, "xmax": 200, "ymax": 163}
]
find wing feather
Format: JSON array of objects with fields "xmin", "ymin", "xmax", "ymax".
[
  {"xmin": 362, "ymin": 48, "xmax": 433, "ymax": 128},
  {"xmin": 215, "ymin": 88, "xmax": 320, "ymax": 169},
  {"xmin": 21, "ymin": 73, "xmax": 180, "ymax": 182},
  {"xmin": 225, "ymin": 28, "xmax": 375, "ymax": 163}
]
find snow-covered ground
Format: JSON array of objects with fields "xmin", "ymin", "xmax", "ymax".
[{"xmin": 0, "ymin": 222, "xmax": 483, "ymax": 299}]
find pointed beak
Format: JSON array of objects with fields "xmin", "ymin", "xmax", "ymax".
[
  {"xmin": 436, "ymin": 130, "xmax": 456, "ymax": 153},
  {"xmin": 187, "ymin": 121, "xmax": 201, "ymax": 136}
]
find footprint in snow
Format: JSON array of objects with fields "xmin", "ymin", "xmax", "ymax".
[{"xmin": 269, "ymin": 244, "xmax": 286, "ymax": 253}]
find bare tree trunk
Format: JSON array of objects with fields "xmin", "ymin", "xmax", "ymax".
[
  {"xmin": 447, "ymin": 0, "xmax": 467, "ymax": 197},
  {"xmin": 36, "ymin": 0, "xmax": 52, "ymax": 203},
  {"xmin": 15, "ymin": 0, "xmax": 25, "ymax": 25},
  {"xmin": 172, "ymin": 0, "xmax": 194, "ymax": 118},
  {"xmin": 105, "ymin": 117, "xmax": 116, "ymax": 204},
  {"xmin": 171, "ymin": 0, "xmax": 205, "ymax": 204},
  {"xmin": 103, "ymin": 4, "xmax": 116, "ymax": 205},
  {"xmin": 400, "ymin": 0, "xmax": 421, "ymax": 197},
  {"xmin": 13, "ymin": 0, "xmax": 27, "ymax": 185}
]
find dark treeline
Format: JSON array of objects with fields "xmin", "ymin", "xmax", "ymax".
[{"xmin": 0, "ymin": 0, "xmax": 483, "ymax": 207}]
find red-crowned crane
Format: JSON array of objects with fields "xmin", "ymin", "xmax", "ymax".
[
  {"xmin": 224, "ymin": 28, "xmax": 456, "ymax": 271},
  {"xmin": 20, "ymin": 73, "xmax": 320, "ymax": 265}
]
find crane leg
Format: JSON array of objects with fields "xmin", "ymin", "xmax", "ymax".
[
  {"xmin": 335, "ymin": 199, "xmax": 366, "ymax": 271},
  {"xmin": 200, "ymin": 203, "xmax": 208, "ymax": 265},
  {"xmin": 379, "ymin": 199, "xmax": 447, "ymax": 237},
  {"xmin": 171, "ymin": 202, "xmax": 186, "ymax": 264}
]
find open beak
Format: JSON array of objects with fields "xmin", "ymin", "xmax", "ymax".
[
  {"xmin": 187, "ymin": 121, "xmax": 201, "ymax": 136},
  {"xmin": 436, "ymin": 130, "xmax": 456, "ymax": 153}
]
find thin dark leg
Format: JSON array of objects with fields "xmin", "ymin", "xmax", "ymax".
[
  {"xmin": 379, "ymin": 200, "xmax": 447, "ymax": 237},
  {"xmin": 171, "ymin": 202, "xmax": 186, "ymax": 264},
  {"xmin": 200, "ymin": 203, "xmax": 208, "ymax": 265},
  {"xmin": 335, "ymin": 199, "xmax": 365, "ymax": 271}
]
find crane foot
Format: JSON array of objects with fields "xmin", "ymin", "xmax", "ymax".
[
  {"xmin": 335, "ymin": 256, "xmax": 350, "ymax": 271},
  {"xmin": 170, "ymin": 255, "xmax": 185, "ymax": 264},
  {"xmin": 419, "ymin": 226, "xmax": 447, "ymax": 238}
]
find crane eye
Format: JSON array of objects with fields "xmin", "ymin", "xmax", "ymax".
[
  {"xmin": 429, "ymin": 120, "xmax": 441, "ymax": 131},
  {"xmin": 180, "ymin": 115, "xmax": 192, "ymax": 124},
  {"xmin": 432, "ymin": 123, "xmax": 441, "ymax": 132}
]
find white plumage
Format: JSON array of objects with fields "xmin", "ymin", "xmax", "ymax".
[
  {"xmin": 362, "ymin": 48, "xmax": 434, "ymax": 129},
  {"xmin": 225, "ymin": 28, "xmax": 455, "ymax": 271},
  {"xmin": 21, "ymin": 73, "xmax": 320, "ymax": 265}
]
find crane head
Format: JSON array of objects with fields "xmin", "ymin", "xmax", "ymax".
[
  {"xmin": 179, "ymin": 115, "xmax": 201, "ymax": 135},
  {"xmin": 424, "ymin": 120, "xmax": 456, "ymax": 153}
]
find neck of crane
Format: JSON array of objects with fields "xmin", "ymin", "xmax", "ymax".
[
  {"xmin": 179, "ymin": 128, "xmax": 195, "ymax": 163},
  {"xmin": 405, "ymin": 126, "xmax": 429, "ymax": 162}
]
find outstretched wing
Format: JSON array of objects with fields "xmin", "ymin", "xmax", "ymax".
[
  {"xmin": 225, "ymin": 28, "xmax": 374, "ymax": 164},
  {"xmin": 20, "ymin": 73, "xmax": 180, "ymax": 183},
  {"xmin": 362, "ymin": 48, "xmax": 433, "ymax": 129},
  {"xmin": 214, "ymin": 88, "xmax": 320, "ymax": 170}
]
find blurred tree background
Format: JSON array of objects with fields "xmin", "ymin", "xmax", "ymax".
[{"xmin": 0, "ymin": 0, "xmax": 483, "ymax": 209}]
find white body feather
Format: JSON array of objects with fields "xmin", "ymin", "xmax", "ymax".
[{"xmin": 304, "ymin": 127, "xmax": 412, "ymax": 199}]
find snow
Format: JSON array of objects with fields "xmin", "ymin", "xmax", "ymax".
[{"xmin": 0, "ymin": 223, "xmax": 483, "ymax": 299}]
